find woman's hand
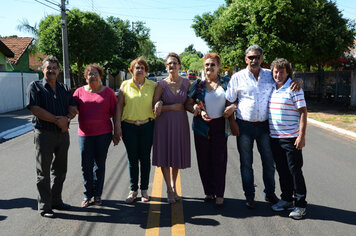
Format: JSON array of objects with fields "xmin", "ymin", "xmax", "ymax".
[
  {"xmin": 154, "ymin": 101, "xmax": 163, "ymax": 117},
  {"xmin": 201, "ymin": 110, "xmax": 212, "ymax": 122},
  {"xmin": 223, "ymin": 104, "xmax": 236, "ymax": 118},
  {"xmin": 192, "ymin": 104, "xmax": 201, "ymax": 117},
  {"xmin": 113, "ymin": 126, "xmax": 122, "ymax": 146}
]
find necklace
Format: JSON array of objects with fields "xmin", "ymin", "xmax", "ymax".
[{"xmin": 206, "ymin": 78, "xmax": 219, "ymax": 91}]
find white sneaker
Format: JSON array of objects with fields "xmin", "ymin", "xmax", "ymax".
[
  {"xmin": 271, "ymin": 200, "xmax": 294, "ymax": 212},
  {"xmin": 289, "ymin": 207, "xmax": 306, "ymax": 220},
  {"xmin": 125, "ymin": 191, "xmax": 138, "ymax": 204}
]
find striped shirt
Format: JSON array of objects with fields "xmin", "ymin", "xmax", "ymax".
[
  {"xmin": 226, "ymin": 67, "xmax": 275, "ymax": 122},
  {"xmin": 26, "ymin": 79, "xmax": 75, "ymax": 132},
  {"xmin": 269, "ymin": 78, "xmax": 306, "ymax": 138}
]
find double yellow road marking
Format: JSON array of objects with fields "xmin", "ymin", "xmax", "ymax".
[{"xmin": 145, "ymin": 167, "xmax": 185, "ymax": 236}]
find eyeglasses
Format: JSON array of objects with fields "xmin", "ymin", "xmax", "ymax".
[
  {"xmin": 88, "ymin": 72, "xmax": 99, "ymax": 76},
  {"xmin": 205, "ymin": 63, "xmax": 216, "ymax": 67},
  {"xmin": 247, "ymin": 55, "xmax": 261, "ymax": 60},
  {"xmin": 167, "ymin": 62, "xmax": 178, "ymax": 65},
  {"xmin": 135, "ymin": 66, "xmax": 145, "ymax": 70}
]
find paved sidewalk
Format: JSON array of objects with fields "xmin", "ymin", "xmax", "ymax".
[
  {"xmin": 0, "ymin": 109, "xmax": 33, "ymax": 142},
  {"xmin": 0, "ymin": 109, "xmax": 32, "ymax": 133}
]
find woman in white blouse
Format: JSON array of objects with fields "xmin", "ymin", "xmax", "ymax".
[{"xmin": 186, "ymin": 53, "xmax": 235, "ymax": 209}]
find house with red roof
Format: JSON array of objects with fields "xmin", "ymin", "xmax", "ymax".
[
  {"xmin": 0, "ymin": 37, "xmax": 34, "ymax": 72},
  {"xmin": 0, "ymin": 39, "xmax": 15, "ymax": 71}
]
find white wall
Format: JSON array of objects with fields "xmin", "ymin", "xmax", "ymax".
[{"xmin": 0, "ymin": 72, "xmax": 39, "ymax": 113}]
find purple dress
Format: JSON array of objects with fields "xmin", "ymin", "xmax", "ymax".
[{"xmin": 152, "ymin": 79, "xmax": 191, "ymax": 169}]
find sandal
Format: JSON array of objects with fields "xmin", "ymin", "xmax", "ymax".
[
  {"xmin": 141, "ymin": 190, "xmax": 150, "ymax": 202},
  {"xmin": 81, "ymin": 198, "xmax": 91, "ymax": 208},
  {"xmin": 125, "ymin": 191, "xmax": 138, "ymax": 204},
  {"xmin": 94, "ymin": 196, "xmax": 102, "ymax": 206},
  {"xmin": 167, "ymin": 190, "xmax": 176, "ymax": 204}
]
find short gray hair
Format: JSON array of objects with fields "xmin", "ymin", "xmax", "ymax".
[
  {"xmin": 245, "ymin": 45, "xmax": 263, "ymax": 56},
  {"xmin": 42, "ymin": 56, "xmax": 60, "ymax": 68}
]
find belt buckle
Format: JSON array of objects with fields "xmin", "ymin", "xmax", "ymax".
[{"xmin": 134, "ymin": 120, "xmax": 141, "ymax": 126}]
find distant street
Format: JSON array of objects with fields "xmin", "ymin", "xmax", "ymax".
[{"xmin": 1, "ymin": 113, "xmax": 356, "ymax": 235}]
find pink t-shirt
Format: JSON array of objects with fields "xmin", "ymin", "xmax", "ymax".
[{"xmin": 73, "ymin": 86, "xmax": 118, "ymax": 136}]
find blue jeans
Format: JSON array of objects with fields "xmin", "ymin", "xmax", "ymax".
[
  {"xmin": 78, "ymin": 132, "xmax": 112, "ymax": 199},
  {"xmin": 236, "ymin": 119, "xmax": 276, "ymax": 199}
]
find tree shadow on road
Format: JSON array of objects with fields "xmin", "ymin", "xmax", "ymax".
[{"xmin": 182, "ymin": 197, "xmax": 356, "ymax": 226}]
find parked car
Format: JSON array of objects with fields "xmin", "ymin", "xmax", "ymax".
[
  {"xmin": 188, "ymin": 72, "xmax": 197, "ymax": 80},
  {"xmin": 180, "ymin": 71, "xmax": 187, "ymax": 76},
  {"xmin": 147, "ymin": 73, "xmax": 157, "ymax": 82}
]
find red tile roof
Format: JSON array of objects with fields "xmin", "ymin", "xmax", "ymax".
[
  {"xmin": 29, "ymin": 53, "xmax": 47, "ymax": 71},
  {"xmin": 0, "ymin": 37, "xmax": 34, "ymax": 65}
]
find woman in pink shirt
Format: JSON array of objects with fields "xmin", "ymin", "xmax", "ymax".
[{"xmin": 73, "ymin": 64, "xmax": 120, "ymax": 208}]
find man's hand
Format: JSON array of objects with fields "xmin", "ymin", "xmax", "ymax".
[
  {"xmin": 290, "ymin": 80, "xmax": 303, "ymax": 92},
  {"xmin": 294, "ymin": 135, "xmax": 305, "ymax": 150},
  {"xmin": 55, "ymin": 116, "xmax": 69, "ymax": 133},
  {"xmin": 229, "ymin": 118, "xmax": 240, "ymax": 136},
  {"xmin": 223, "ymin": 104, "xmax": 236, "ymax": 118}
]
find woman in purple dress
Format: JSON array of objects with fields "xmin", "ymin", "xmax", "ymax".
[{"xmin": 152, "ymin": 53, "xmax": 191, "ymax": 203}]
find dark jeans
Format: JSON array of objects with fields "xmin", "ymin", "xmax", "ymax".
[
  {"xmin": 78, "ymin": 132, "xmax": 112, "ymax": 199},
  {"xmin": 236, "ymin": 119, "xmax": 276, "ymax": 199},
  {"xmin": 122, "ymin": 120, "xmax": 154, "ymax": 191},
  {"xmin": 194, "ymin": 117, "xmax": 228, "ymax": 198},
  {"xmin": 34, "ymin": 129, "xmax": 69, "ymax": 212},
  {"xmin": 270, "ymin": 138, "xmax": 307, "ymax": 208}
]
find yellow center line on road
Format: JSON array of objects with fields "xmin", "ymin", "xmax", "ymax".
[
  {"xmin": 145, "ymin": 167, "xmax": 186, "ymax": 236},
  {"xmin": 171, "ymin": 170, "xmax": 185, "ymax": 236},
  {"xmin": 145, "ymin": 167, "xmax": 163, "ymax": 236}
]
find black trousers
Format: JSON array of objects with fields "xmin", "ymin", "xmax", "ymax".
[
  {"xmin": 34, "ymin": 129, "xmax": 69, "ymax": 212},
  {"xmin": 270, "ymin": 138, "xmax": 307, "ymax": 208},
  {"xmin": 194, "ymin": 117, "xmax": 228, "ymax": 198}
]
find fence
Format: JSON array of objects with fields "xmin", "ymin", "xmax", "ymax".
[
  {"xmin": 0, "ymin": 72, "xmax": 39, "ymax": 113},
  {"xmin": 294, "ymin": 70, "xmax": 356, "ymax": 106}
]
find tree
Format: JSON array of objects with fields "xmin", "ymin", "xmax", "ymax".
[
  {"xmin": 106, "ymin": 17, "xmax": 140, "ymax": 74},
  {"xmin": 37, "ymin": 9, "xmax": 117, "ymax": 87},
  {"xmin": 17, "ymin": 19, "xmax": 39, "ymax": 55},
  {"xmin": 192, "ymin": 0, "xmax": 355, "ymax": 69}
]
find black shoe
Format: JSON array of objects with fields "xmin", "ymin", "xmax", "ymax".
[
  {"xmin": 40, "ymin": 210, "xmax": 55, "ymax": 218},
  {"xmin": 246, "ymin": 198, "xmax": 255, "ymax": 209},
  {"xmin": 52, "ymin": 203, "xmax": 71, "ymax": 210},
  {"xmin": 265, "ymin": 194, "xmax": 279, "ymax": 204},
  {"xmin": 204, "ymin": 195, "xmax": 215, "ymax": 202}
]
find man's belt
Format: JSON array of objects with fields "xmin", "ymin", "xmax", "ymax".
[{"xmin": 238, "ymin": 119, "xmax": 267, "ymax": 125}]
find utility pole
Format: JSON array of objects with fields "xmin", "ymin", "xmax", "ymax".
[{"xmin": 61, "ymin": 0, "xmax": 71, "ymax": 88}]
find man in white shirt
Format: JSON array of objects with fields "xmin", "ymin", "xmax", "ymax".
[{"xmin": 225, "ymin": 45, "xmax": 279, "ymax": 209}]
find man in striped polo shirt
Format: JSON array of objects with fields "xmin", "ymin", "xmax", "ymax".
[{"xmin": 268, "ymin": 58, "xmax": 308, "ymax": 220}]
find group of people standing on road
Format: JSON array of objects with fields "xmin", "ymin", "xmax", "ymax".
[{"xmin": 27, "ymin": 44, "xmax": 308, "ymax": 220}]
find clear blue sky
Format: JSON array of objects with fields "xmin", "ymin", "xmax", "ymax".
[{"xmin": 1, "ymin": 0, "xmax": 355, "ymax": 58}]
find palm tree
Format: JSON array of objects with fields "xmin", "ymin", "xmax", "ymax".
[{"xmin": 16, "ymin": 19, "xmax": 39, "ymax": 55}]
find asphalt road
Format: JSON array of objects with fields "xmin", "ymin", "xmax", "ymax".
[{"xmin": 1, "ymin": 114, "xmax": 356, "ymax": 235}]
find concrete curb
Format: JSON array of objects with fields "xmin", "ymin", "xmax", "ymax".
[
  {"xmin": 0, "ymin": 123, "xmax": 33, "ymax": 143},
  {"xmin": 307, "ymin": 118, "xmax": 356, "ymax": 139}
]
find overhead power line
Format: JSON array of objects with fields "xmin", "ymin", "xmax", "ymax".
[{"xmin": 34, "ymin": 0, "xmax": 60, "ymax": 11}]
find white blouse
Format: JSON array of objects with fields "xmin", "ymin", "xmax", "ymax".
[{"xmin": 205, "ymin": 86, "xmax": 226, "ymax": 119}]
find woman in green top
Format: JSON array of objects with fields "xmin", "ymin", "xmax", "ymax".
[{"xmin": 117, "ymin": 57, "xmax": 156, "ymax": 204}]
